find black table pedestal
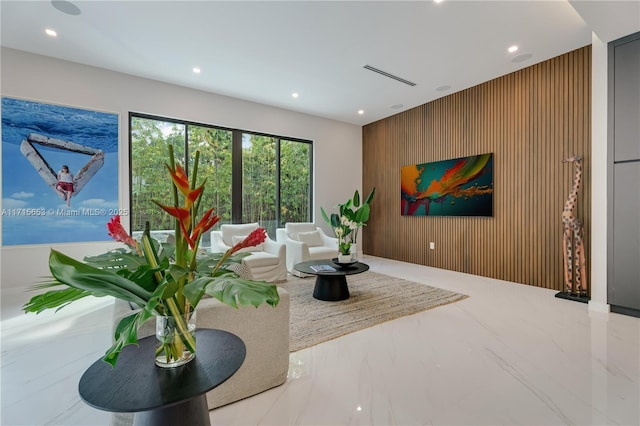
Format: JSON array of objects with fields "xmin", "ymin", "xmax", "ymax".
[
  {"xmin": 294, "ymin": 259, "xmax": 369, "ymax": 302},
  {"xmin": 313, "ymin": 275, "xmax": 350, "ymax": 301},
  {"xmin": 134, "ymin": 395, "xmax": 209, "ymax": 426}
]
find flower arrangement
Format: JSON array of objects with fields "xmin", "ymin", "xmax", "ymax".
[
  {"xmin": 334, "ymin": 216, "xmax": 357, "ymax": 256},
  {"xmin": 23, "ymin": 145, "xmax": 279, "ymax": 367},
  {"xmin": 321, "ymin": 188, "xmax": 375, "ymax": 257}
]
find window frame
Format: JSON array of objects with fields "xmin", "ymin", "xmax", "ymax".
[{"xmin": 128, "ymin": 112, "xmax": 314, "ymax": 232}]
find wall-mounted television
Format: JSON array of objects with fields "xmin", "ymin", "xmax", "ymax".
[{"xmin": 401, "ymin": 153, "xmax": 494, "ymax": 217}]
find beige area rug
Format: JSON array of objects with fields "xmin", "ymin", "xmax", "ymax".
[{"xmin": 279, "ymin": 271, "xmax": 468, "ymax": 352}]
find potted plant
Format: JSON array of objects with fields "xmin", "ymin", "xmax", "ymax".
[
  {"xmin": 321, "ymin": 187, "xmax": 375, "ymax": 260},
  {"xmin": 23, "ymin": 145, "xmax": 279, "ymax": 368}
]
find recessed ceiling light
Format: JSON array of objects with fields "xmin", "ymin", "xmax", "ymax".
[
  {"xmin": 358, "ymin": 110, "xmax": 364, "ymax": 115},
  {"xmin": 436, "ymin": 85, "xmax": 451, "ymax": 92},
  {"xmin": 45, "ymin": 28, "xmax": 58, "ymax": 37},
  {"xmin": 390, "ymin": 104, "xmax": 403, "ymax": 110},
  {"xmin": 434, "ymin": 0, "xmax": 445, "ymax": 3},
  {"xmin": 51, "ymin": 0, "xmax": 81, "ymax": 16},
  {"xmin": 508, "ymin": 45, "xmax": 519, "ymax": 53},
  {"xmin": 192, "ymin": 67, "xmax": 201, "ymax": 74},
  {"xmin": 292, "ymin": 92, "xmax": 299, "ymax": 99}
]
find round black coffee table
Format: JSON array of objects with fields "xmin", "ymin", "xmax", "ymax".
[
  {"xmin": 79, "ymin": 329, "xmax": 245, "ymax": 426},
  {"xmin": 294, "ymin": 259, "xmax": 369, "ymax": 301}
]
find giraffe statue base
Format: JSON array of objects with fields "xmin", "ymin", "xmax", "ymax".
[{"xmin": 554, "ymin": 291, "xmax": 589, "ymax": 304}]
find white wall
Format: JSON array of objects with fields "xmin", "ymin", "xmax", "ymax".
[
  {"xmin": 0, "ymin": 48, "xmax": 362, "ymax": 317},
  {"xmin": 589, "ymin": 33, "xmax": 610, "ymax": 313}
]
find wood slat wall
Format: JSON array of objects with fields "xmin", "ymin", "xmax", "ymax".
[{"xmin": 362, "ymin": 46, "xmax": 591, "ymax": 290}]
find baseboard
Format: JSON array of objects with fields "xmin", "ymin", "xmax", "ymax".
[
  {"xmin": 587, "ymin": 300, "xmax": 610, "ymax": 314},
  {"xmin": 611, "ymin": 304, "xmax": 640, "ymax": 318}
]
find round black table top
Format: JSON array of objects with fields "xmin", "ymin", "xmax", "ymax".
[
  {"xmin": 294, "ymin": 259, "xmax": 369, "ymax": 276},
  {"xmin": 78, "ymin": 329, "xmax": 246, "ymax": 413}
]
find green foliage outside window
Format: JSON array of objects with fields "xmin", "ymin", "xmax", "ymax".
[{"xmin": 130, "ymin": 115, "xmax": 312, "ymax": 239}]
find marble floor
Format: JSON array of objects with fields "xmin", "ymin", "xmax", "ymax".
[{"xmin": 1, "ymin": 256, "xmax": 639, "ymax": 425}]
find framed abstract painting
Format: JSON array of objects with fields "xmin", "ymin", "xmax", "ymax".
[{"xmin": 401, "ymin": 153, "xmax": 494, "ymax": 217}]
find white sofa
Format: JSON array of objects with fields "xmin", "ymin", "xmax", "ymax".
[
  {"xmin": 276, "ymin": 222, "xmax": 339, "ymax": 277},
  {"xmin": 210, "ymin": 222, "xmax": 287, "ymax": 282},
  {"xmin": 111, "ymin": 287, "xmax": 290, "ymax": 426}
]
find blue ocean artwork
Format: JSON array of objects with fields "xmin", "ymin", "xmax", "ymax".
[{"xmin": 1, "ymin": 97, "xmax": 120, "ymax": 246}]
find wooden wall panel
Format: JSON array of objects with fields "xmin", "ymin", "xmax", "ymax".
[{"xmin": 362, "ymin": 46, "xmax": 591, "ymax": 291}]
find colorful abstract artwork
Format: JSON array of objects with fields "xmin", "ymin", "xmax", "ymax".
[{"xmin": 401, "ymin": 153, "xmax": 494, "ymax": 217}]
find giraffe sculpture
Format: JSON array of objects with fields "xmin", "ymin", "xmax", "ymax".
[{"xmin": 561, "ymin": 155, "xmax": 587, "ymax": 296}]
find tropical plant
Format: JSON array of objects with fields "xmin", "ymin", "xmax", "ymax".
[
  {"xmin": 23, "ymin": 145, "xmax": 279, "ymax": 367},
  {"xmin": 320, "ymin": 188, "xmax": 376, "ymax": 252}
]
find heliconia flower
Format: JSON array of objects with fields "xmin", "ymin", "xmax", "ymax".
[
  {"xmin": 107, "ymin": 215, "xmax": 138, "ymax": 250},
  {"xmin": 183, "ymin": 209, "xmax": 221, "ymax": 250},
  {"xmin": 155, "ymin": 203, "xmax": 191, "ymax": 229},
  {"xmin": 166, "ymin": 164, "xmax": 204, "ymax": 210},
  {"xmin": 191, "ymin": 209, "xmax": 221, "ymax": 238},
  {"xmin": 166, "ymin": 164, "xmax": 190, "ymax": 196},
  {"xmin": 230, "ymin": 228, "xmax": 267, "ymax": 254}
]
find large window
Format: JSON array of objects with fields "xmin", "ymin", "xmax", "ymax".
[{"xmin": 129, "ymin": 114, "xmax": 312, "ymax": 239}]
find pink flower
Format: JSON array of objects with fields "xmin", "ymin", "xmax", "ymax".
[{"xmin": 107, "ymin": 215, "xmax": 138, "ymax": 250}]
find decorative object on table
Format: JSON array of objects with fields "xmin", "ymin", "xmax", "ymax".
[
  {"xmin": 310, "ymin": 264, "xmax": 337, "ymax": 273},
  {"xmin": 401, "ymin": 153, "xmax": 493, "ymax": 216},
  {"xmin": 556, "ymin": 155, "xmax": 589, "ymax": 303},
  {"xmin": 321, "ymin": 187, "xmax": 375, "ymax": 261},
  {"xmin": 331, "ymin": 257, "xmax": 358, "ymax": 268},
  {"xmin": 23, "ymin": 145, "xmax": 280, "ymax": 368}
]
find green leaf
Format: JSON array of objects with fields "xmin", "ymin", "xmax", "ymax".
[
  {"xmin": 353, "ymin": 189, "xmax": 360, "ymax": 207},
  {"xmin": 23, "ymin": 287, "xmax": 93, "ymax": 313},
  {"xmin": 330, "ymin": 213, "xmax": 341, "ymax": 228},
  {"xmin": 355, "ymin": 203, "xmax": 370, "ymax": 224},
  {"xmin": 48, "ymin": 249, "xmax": 151, "ymax": 306},
  {"xmin": 102, "ymin": 283, "xmax": 167, "ymax": 367},
  {"xmin": 83, "ymin": 249, "xmax": 147, "ymax": 270},
  {"xmin": 364, "ymin": 187, "xmax": 376, "ymax": 205},
  {"xmin": 320, "ymin": 207, "xmax": 331, "ymax": 226},
  {"xmin": 183, "ymin": 276, "xmax": 279, "ymax": 309}
]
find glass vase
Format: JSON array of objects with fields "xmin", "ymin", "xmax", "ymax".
[{"xmin": 155, "ymin": 309, "xmax": 197, "ymax": 368}]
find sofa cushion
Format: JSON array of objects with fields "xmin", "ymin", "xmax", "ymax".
[
  {"xmin": 309, "ymin": 246, "xmax": 338, "ymax": 260},
  {"xmin": 231, "ymin": 235, "xmax": 264, "ymax": 252},
  {"xmin": 242, "ymin": 251, "xmax": 279, "ymax": 268},
  {"xmin": 285, "ymin": 222, "xmax": 317, "ymax": 241},
  {"xmin": 297, "ymin": 230, "xmax": 323, "ymax": 247},
  {"xmin": 221, "ymin": 223, "xmax": 259, "ymax": 246}
]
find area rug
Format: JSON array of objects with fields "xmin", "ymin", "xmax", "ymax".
[{"xmin": 279, "ymin": 271, "xmax": 468, "ymax": 352}]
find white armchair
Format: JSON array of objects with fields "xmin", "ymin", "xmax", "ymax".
[
  {"xmin": 210, "ymin": 222, "xmax": 287, "ymax": 282},
  {"xmin": 276, "ymin": 222, "xmax": 339, "ymax": 277}
]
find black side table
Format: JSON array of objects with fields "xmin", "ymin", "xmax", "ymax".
[
  {"xmin": 79, "ymin": 329, "xmax": 246, "ymax": 426},
  {"xmin": 294, "ymin": 259, "xmax": 369, "ymax": 301}
]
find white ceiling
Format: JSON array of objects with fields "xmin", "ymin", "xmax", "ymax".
[{"xmin": 1, "ymin": 1, "xmax": 638, "ymax": 126}]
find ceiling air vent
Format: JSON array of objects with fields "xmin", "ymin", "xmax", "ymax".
[{"xmin": 363, "ymin": 65, "xmax": 417, "ymax": 87}]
